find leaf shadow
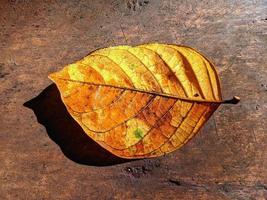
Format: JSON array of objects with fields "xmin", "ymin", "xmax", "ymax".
[{"xmin": 23, "ymin": 84, "xmax": 134, "ymax": 166}]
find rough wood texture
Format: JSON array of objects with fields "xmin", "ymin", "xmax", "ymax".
[{"xmin": 0, "ymin": 0, "xmax": 266, "ymax": 199}]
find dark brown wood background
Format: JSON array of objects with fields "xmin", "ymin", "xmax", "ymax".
[{"xmin": 1, "ymin": 0, "xmax": 266, "ymax": 199}]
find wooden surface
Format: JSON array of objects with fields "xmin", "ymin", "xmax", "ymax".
[{"xmin": 1, "ymin": 0, "xmax": 266, "ymax": 199}]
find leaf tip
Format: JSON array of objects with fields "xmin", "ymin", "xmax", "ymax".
[{"xmin": 48, "ymin": 72, "xmax": 57, "ymax": 82}]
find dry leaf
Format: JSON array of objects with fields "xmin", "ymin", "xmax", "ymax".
[{"xmin": 49, "ymin": 43, "xmax": 239, "ymax": 159}]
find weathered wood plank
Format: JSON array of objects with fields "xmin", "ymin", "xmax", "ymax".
[{"xmin": 0, "ymin": 0, "xmax": 266, "ymax": 199}]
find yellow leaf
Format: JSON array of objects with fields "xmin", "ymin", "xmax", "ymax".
[{"xmin": 49, "ymin": 43, "xmax": 240, "ymax": 159}]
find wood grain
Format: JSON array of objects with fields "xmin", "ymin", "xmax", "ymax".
[{"xmin": 0, "ymin": 0, "xmax": 266, "ymax": 199}]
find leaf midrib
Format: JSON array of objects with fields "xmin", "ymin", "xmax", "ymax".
[{"xmin": 52, "ymin": 77, "xmax": 224, "ymax": 104}]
